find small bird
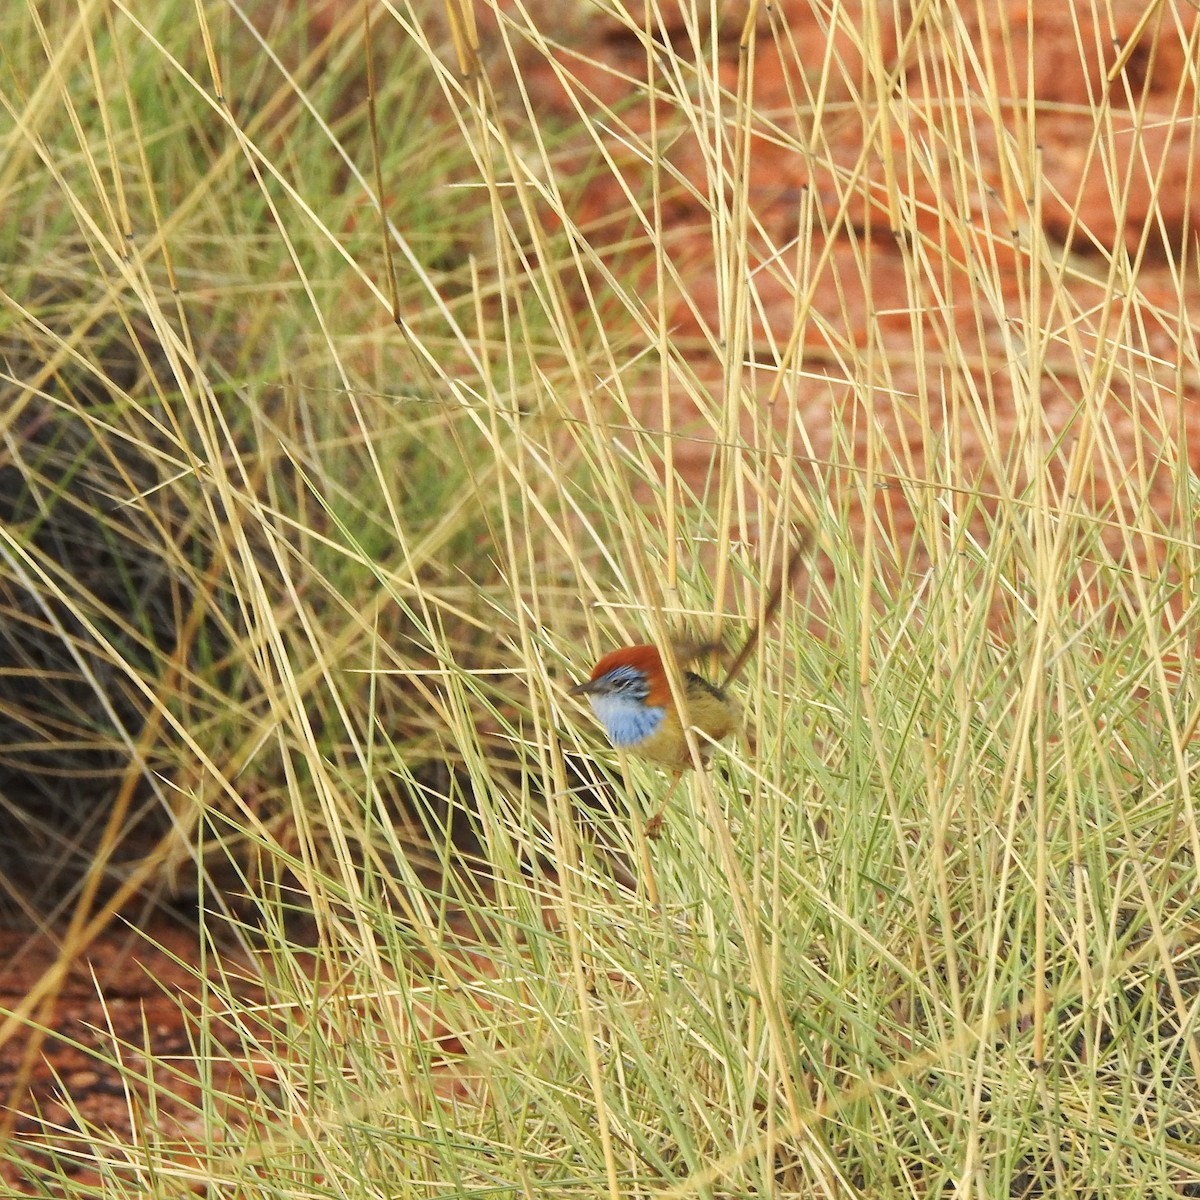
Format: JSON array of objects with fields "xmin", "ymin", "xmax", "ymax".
[{"xmin": 570, "ymin": 535, "xmax": 808, "ymax": 836}]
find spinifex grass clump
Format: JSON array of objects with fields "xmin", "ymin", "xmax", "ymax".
[
  {"xmin": 0, "ymin": 2, "xmax": 522, "ymax": 932},
  {"xmin": 0, "ymin": 337, "xmax": 234, "ymax": 920},
  {"xmin": 4, "ymin": 1, "xmax": 1200, "ymax": 1198}
]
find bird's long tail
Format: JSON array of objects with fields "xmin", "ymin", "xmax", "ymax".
[{"xmin": 719, "ymin": 529, "xmax": 811, "ymax": 690}]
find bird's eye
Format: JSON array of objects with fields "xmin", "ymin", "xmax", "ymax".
[{"xmin": 608, "ymin": 669, "xmax": 646, "ymax": 697}]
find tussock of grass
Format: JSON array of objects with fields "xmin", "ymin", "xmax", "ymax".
[{"xmin": 2, "ymin": 0, "xmax": 1199, "ymax": 1196}]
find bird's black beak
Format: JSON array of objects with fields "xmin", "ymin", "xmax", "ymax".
[{"xmin": 569, "ymin": 679, "xmax": 598, "ymax": 697}]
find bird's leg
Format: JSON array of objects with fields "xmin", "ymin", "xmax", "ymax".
[{"xmin": 644, "ymin": 772, "xmax": 683, "ymax": 840}]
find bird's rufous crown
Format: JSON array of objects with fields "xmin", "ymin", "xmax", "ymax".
[{"xmin": 589, "ymin": 644, "xmax": 672, "ymax": 706}]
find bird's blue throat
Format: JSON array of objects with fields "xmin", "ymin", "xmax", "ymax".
[{"xmin": 586, "ymin": 692, "xmax": 666, "ymax": 748}]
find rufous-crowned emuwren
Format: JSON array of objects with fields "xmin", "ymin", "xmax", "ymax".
[{"xmin": 570, "ymin": 535, "xmax": 808, "ymax": 836}]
